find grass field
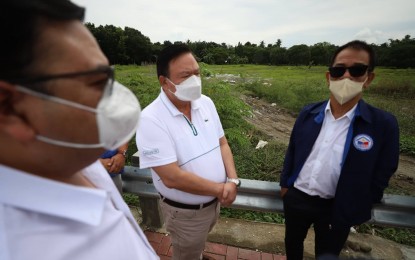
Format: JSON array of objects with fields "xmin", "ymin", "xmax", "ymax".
[{"xmin": 116, "ymin": 64, "xmax": 415, "ymax": 246}]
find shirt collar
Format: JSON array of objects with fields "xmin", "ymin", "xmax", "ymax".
[
  {"xmin": 313, "ymin": 99, "xmax": 363, "ymax": 124},
  {"xmin": 160, "ymin": 88, "xmax": 201, "ymax": 117},
  {"xmin": 0, "ymin": 163, "xmax": 107, "ymax": 226},
  {"xmin": 325, "ymin": 100, "xmax": 357, "ymax": 121}
]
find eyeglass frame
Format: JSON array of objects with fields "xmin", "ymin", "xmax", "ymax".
[
  {"xmin": 328, "ymin": 65, "xmax": 369, "ymax": 78},
  {"xmin": 6, "ymin": 65, "xmax": 114, "ymax": 88},
  {"xmin": 7, "ymin": 65, "xmax": 115, "ymax": 111},
  {"xmin": 11, "ymin": 65, "xmax": 115, "ymax": 113}
]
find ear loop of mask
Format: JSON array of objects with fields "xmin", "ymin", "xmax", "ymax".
[
  {"xmin": 15, "ymin": 85, "xmax": 97, "ymax": 113},
  {"xmin": 166, "ymin": 78, "xmax": 177, "ymax": 95},
  {"xmin": 15, "ymin": 85, "xmax": 106, "ymax": 149},
  {"xmin": 36, "ymin": 135, "xmax": 104, "ymax": 148}
]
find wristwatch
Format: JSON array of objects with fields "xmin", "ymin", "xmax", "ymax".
[
  {"xmin": 118, "ymin": 149, "xmax": 128, "ymax": 158},
  {"xmin": 227, "ymin": 178, "xmax": 241, "ymax": 187}
]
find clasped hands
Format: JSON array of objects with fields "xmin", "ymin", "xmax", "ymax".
[
  {"xmin": 218, "ymin": 182, "xmax": 237, "ymax": 206},
  {"xmin": 100, "ymin": 154, "xmax": 125, "ymax": 174}
]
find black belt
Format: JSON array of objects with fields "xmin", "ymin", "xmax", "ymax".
[{"xmin": 159, "ymin": 194, "xmax": 217, "ymax": 210}]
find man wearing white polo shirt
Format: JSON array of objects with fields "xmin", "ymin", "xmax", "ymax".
[
  {"xmin": 0, "ymin": 1, "xmax": 158, "ymax": 259},
  {"xmin": 136, "ymin": 44, "xmax": 239, "ymax": 260}
]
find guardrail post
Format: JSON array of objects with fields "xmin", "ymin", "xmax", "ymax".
[{"xmin": 130, "ymin": 152, "xmax": 163, "ymax": 229}]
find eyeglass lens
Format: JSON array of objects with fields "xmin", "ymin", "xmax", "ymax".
[{"xmin": 329, "ymin": 65, "xmax": 368, "ymax": 78}]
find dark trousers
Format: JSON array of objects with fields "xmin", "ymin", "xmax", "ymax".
[{"xmin": 283, "ymin": 187, "xmax": 350, "ymax": 260}]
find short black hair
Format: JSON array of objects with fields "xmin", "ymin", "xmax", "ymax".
[
  {"xmin": 156, "ymin": 44, "xmax": 193, "ymax": 78},
  {"xmin": 330, "ymin": 40, "xmax": 375, "ymax": 72},
  {"xmin": 0, "ymin": 0, "xmax": 85, "ymax": 82}
]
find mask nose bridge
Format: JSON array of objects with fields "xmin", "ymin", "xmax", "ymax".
[
  {"xmin": 342, "ymin": 70, "xmax": 368, "ymax": 83},
  {"xmin": 169, "ymin": 75, "xmax": 198, "ymax": 87}
]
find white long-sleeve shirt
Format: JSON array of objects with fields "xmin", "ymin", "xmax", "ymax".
[{"xmin": 0, "ymin": 161, "xmax": 159, "ymax": 260}]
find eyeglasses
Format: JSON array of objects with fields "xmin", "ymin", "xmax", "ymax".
[
  {"xmin": 8, "ymin": 65, "xmax": 114, "ymax": 87},
  {"xmin": 328, "ymin": 65, "xmax": 369, "ymax": 78},
  {"xmin": 9, "ymin": 65, "xmax": 115, "ymax": 107}
]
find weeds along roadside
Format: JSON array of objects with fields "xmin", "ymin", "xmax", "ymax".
[{"xmin": 116, "ymin": 64, "xmax": 415, "ymax": 247}]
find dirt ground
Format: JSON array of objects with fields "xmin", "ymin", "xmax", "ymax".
[
  {"xmin": 239, "ymin": 94, "xmax": 415, "ymax": 259},
  {"xmin": 207, "ymin": 218, "xmax": 415, "ymax": 260}
]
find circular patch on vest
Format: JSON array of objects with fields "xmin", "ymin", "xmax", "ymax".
[{"xmin": 353, "ymin": 134, "xmax": 374, "ymax": 151}]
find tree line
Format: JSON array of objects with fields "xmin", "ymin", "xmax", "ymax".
[{"xmin": 86, "ymin": 23, "xmax": 415, "ymax": 68}]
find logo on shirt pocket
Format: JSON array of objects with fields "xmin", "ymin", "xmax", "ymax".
[{"xmin": 353, "ymin": 134, "xmax": 374, "ymax": 151}]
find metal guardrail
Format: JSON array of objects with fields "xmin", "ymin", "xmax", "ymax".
[{"xmin": 122, "ymin": 165, "xmax": 415, "ymax": 229}]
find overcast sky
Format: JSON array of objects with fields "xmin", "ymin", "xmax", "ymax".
[{"xmin": 72, "ymin": 0, "xmax": 415, "ymax": 48}]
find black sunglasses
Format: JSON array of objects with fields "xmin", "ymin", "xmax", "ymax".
[
  {"xmin": 328, "ymin": 65, "xmax": 369, "ymax": 78},
  {"xmin": 8, "ymin": 65, "xmax": 114, "ymax": 86}
]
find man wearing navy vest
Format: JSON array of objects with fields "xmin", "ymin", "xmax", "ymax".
[{"xmin": 280, "ymin": 40, "xmax": 399, "ymax": 259}]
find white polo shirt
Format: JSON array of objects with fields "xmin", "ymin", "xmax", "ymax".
[
  {"xmin": 136, "ymin": 90, "xmax": 226, "ymax": 204},
  {"xmin": 0, "ymin": 161, "xmax": 158, "ymax": 260}
]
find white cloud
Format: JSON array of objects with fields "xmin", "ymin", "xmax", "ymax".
[{"xmin": 354, "ymin": 28, "xmax": 386, "ymax": 44}]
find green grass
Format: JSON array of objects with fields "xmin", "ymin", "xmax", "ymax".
[
  {"xmin": 357, "ymin": 224, "xmax": 415, "ymax": 247},
  {"xmin": 220, "ymin": 208, "xmax": 285, "ymax": 223},
  {"xmin": 123, "ymin": 192, "xmax": 140, "ymax": 205},
  {"xmin": 115, "ymin": 64, "xmax": 415, "ymax": 246}
]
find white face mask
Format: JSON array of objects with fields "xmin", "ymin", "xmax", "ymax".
[
  {"xmin": 329, "ymin": 78, "xmax": 366, "ymax": 105},
  {"xmin": 167, "ymin": 75, "xmax": 202, "ymax": 101},
  {"xmin": 16, "ymin": 81, "xmax": 140, "ymax": 150}
]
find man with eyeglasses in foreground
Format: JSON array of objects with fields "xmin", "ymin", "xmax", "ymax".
[
  {"xmin": 280, "ymin": 40, "xmax": 399, "ymax": 259},
  {"xmin": 0, "ymin": 1, "xmax": 158, "ymax": 259}
]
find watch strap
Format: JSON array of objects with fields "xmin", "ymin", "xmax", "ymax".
[
  {"xmin": 118, "ymin": 149, "xmax": 128, "ymax": 158},
  {"xmin": 227, "ymin": 178, "xmax": 241, "ymax": 187}
]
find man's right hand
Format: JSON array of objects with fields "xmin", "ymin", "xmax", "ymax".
[
  {"xmin": 220, "ymin": 182, "xmax": 237, "ymax": 206},
  {"xmin": 99, "ymin": 158, "xmax": 112, "ymax": 172},
  {"xmin": 153, "ymin": 163, "xmax": 227, "ymax": 199},
  {"xmin": 280, "ymin": 187, "xmax": 288, "ymax": 198}
]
